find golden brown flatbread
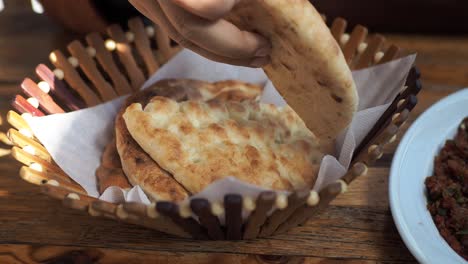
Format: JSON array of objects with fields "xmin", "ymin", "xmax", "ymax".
[
  {"xmin": 226, "ymin": 0, "xmax": 358, "ymax": 142},
  {"xmin": 124, "ymin": 96, "xmax": 324, "ymax": 194},
  {"xmin": 96, "ymin": 137, "xmax": 131, "ymax": 193},
  {"xmin": 115, "ymin": 79, "xmax": 263, "ymax": 201}
]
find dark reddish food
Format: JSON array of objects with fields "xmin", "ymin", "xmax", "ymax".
[{"xmin": 425, "ymin": 117, "xmax": 468, "ymax": 260}]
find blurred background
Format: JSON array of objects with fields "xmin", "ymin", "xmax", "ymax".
[{"xmin": 28, "ymin": 0, "xmax": 468, "ymax": 34}]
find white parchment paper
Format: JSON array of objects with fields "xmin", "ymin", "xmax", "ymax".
[{"xmin": 27, "ymin": 50, "xmax": 416, "ymax": 208}]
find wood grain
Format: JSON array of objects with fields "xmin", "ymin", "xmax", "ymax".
[
  {"xmin": 0, "ymin": 244, "xmax": 378, "ymax": 264},
  {"xmin": 259, "ymin": 190, "xmax": 309, "ymax": 237},
  {"xmin": 67, "ymin": 40, "xmax": 118, "ymax": 101},
  {"xmin": 85, "ymin": 32, "xmax": 133, "ymax": 96},
  {"xmin": 156, "ymin": 202, "xmax": 208, "ymax": 240},
  {"xmin": 128, "ymin": 17, "xmax": 159, "ymax": 74},
  {"xmin": 343, "ymin": 25, "xmax": 368, "ymax": 64},
  {"xmin": 35, "ymin": 64, "xmax": 85, "ymax": 111},
  {"xmin": 190, "ymin": 199, "xmax": 224, "ymax": 240},
  {"xmin": 355, "ymin": 34, "xmax": 385, "ymax": 69},
  {"xmin": 107, "ymin": 24, "xmax": 146, "ymax": 90},
  {"xmin": 8, "ymin": 129, "xmax": 51, "ymax": 161},
  {"xmin": 243, "ymin": 191, "xmax": 276, "ymax": 239},
  {"xmin": 0, "ymin": 181, "xmax": 415, "ymax": 262},
  {"xmin": 20, "ymin": 78, "xmax": 65, "ymax": 114},
  {"xmin": 225, "ymin": 194, "xmax": 243, "ymax": 240},
  {"xmin": 49, "ymin": 49, "xmax": 101, "ymax": 106},
  {"xmin": 330, "ymin": 17, "xmax": 347, "ymax": 43},
  {"xmin": 11, "ymin": 95, "xmax": 45, "ymax": 117},
  {"xmin": 378, "ymin": 45, "xmax": 401, "ymax": 65}
]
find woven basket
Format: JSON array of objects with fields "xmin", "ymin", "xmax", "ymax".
[{"xmin": 5, "ymin": 16, "xmax": 421, "ymax": 240}]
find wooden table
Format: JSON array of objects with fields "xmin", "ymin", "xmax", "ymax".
[{"xmin": 1, "ymin": 1, "xmax": 467, "ymax": 263}]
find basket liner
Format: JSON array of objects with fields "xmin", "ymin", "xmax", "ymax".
[{"xmin": 26, "ymin": 49, "xmax": 416, "ymax": 209}]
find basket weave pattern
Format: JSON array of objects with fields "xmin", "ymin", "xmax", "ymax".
[{"xmin": 5, "ymin": 16, "xmax": 421, "ymax": 240}]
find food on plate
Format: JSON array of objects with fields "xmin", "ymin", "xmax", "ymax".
[
  {"xmin": 112, "ymin": 79, "xmax": 265, "ymax": 201},
  {"xmin": 226, "ymin": 0, "xmax": 358, "ymax": 143},
  {"xmin": 425, "ymin": 117, "xmax": 468, "ymax": 260},
  {"xmin": 124, "ymin": 94, "xmax": 324, "ymax": 194}
]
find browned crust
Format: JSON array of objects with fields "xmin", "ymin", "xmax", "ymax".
[
  {"xmin": 96, "ymin": 138, "xmax": 131, "ymax": 194},
  {"xmin": 114, "ymin": 79, "xmax": 263, "ymax": 202},
  {"xmin": 115, "ymin": 81, "xmax": 192, "ymax": 202}
]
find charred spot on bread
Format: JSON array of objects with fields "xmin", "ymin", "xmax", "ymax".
[
  {"xmin": 330, "ymin": 93, "xmax": 343, "ymax": 103},
  {"xmin": 317, "ymin": 80, "xmax": 327, "ymax": 87},
  {"xmin": 281, "ymin": 61, "xmax": 294, "ymax": 71}
]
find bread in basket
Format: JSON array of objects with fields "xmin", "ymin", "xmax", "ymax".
[{"xmin": 5, "ymin": 9, "xmax": 421, "ymax": 240}]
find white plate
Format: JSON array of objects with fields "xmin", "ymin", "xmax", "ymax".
[{"xmin": 389, "ymin": 88, "xmax": 468, "ymax": 264}]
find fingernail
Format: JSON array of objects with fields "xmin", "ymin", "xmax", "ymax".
[
  {"xmin": 255, "ymin": 46, "xmax": 271, "ymax": 57},
  {"xmin": 250, "ymin": 56, "xmax": 270, "ymax": 67}
]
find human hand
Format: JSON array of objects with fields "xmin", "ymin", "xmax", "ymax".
[{"xmin": 128, "ymin": 0, "xmax": 271, "ymax": 67}]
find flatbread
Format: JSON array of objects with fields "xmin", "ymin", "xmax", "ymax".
[
  {"xmin": 124, "ymin": 97, "xmax": 324, "ymax": 194},
  {"xmin": 96, "ymin": 137, "xmax": 131, "ymax": 193},
  {"xmin": 226, "ymin": 0, "xmax": 358, "ymax": 141},
  {"xmin": 115, "ymin": 79, "xmax": 263, "ymax": 201}
]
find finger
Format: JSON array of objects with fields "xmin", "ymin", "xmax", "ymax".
[
  {"xmin": 132, "ymin": 0, "xmax": 269, "ymax": 67},
  {"xmin": 159, "ymin": 0, "xmax": 271, "ymax": 60},
  {"xmin": 171, "ymin": 0, "xmax": 238, "ymax": 20}
]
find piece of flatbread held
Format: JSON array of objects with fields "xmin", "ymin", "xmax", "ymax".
[{"xmin": 227, "ymin": 0, "xmax": 358, "ymax": 142}]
